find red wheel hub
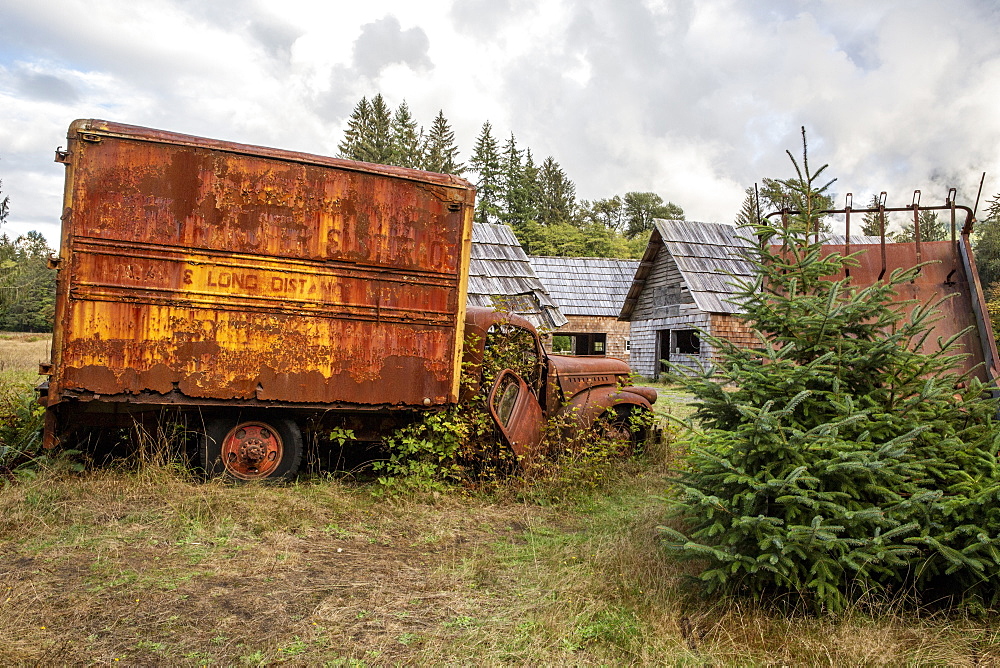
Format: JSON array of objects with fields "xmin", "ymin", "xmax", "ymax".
[{"xmin": 221, "ymin": 422, "xmax": 283, "ymax": 480}]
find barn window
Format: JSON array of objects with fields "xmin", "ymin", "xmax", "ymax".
[
  {"xmin": 675, "ymin": 329, "xmax": 700, "ymax": 355},
  {"xmin": 551, "ymin": 333, "xmax": 607, "ymax": 356}
]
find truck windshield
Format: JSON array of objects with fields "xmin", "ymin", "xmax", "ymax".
[{"xmin": 483, "ymin": 323, "xmax": 542, "ymax": 393}]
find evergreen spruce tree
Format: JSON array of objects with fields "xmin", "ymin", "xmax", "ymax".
[
  {"xmin": 365, "ymin": 93, "xmax": 393, "ymax": 164},
  {"xmin": 978, "ymin": 195, "xmax": 1000, "ymax": 335},
  {"xmin": 0, "ymin": 231, "xmax": 56, "ymax": 331},
  {"xmin": 974, "ymin": 194, "xmax": 1000, "ymax": 289},
  {"xmin": 337, "ymin": 97, "xmax": 372, "ymax": 161},
  {"xmin": 521, "ymin": 148, "xmax": 540, "ymax": 219},
  {"xmin": 736, "ymin": 172, "xmax": 835, "ymax": 233},
  {"xmin": 337, "ymin": 95, "xmax": 392, "ymax": 163},
  {"xmin": 499, "ymin": 134, "xmax": 536, "ymax": 232},
  {"xmin": 536, "ymin": 156, "xmax": 576, "ymax": 227},
  {"xmin": 891, "ymin": 209, "xmax": 949, "ymax": 243},
  {"xmin": 390, "ymin": 101, "xmax": 422, "ymax": 169},
  {"xmin": 421, "ymin": 110, "xmax": 464, "ymax": 175},
  {"xmin": 0, "ymin": 175, "xmax": 56, "ymax": 330},
  {"xmin": 734, "ymin": 185, "xmax": 764, "ymax": 228},
  {"xmin": 0, "ymin": 177, "xmax": 8, "ymax": 225},
  {"xmin": 860, "ymin": 194, "xmax": 885, "ymax": 237},
  {"xmin": 662, "ymin": 135, "xmax": 1000, "ymax": 613},
  {"xmin": 469, "ymin": 122, "xmax": 503, "ymax": 225}
]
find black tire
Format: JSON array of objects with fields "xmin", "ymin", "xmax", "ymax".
[
  {"xmin": 598, "ymin": 406, "xmax": 650, "ymax": 455},
  {"xmin": 200, "ymin": 414, "xmax": 302, "ymax": 482}
]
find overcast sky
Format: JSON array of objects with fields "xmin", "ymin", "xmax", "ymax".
[{"xmin": 2, "ymin": 0, "xmax": 1000, "ymax": 246}]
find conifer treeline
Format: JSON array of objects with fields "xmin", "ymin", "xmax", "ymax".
[
  {"xmin": 337, "ymin": 94, "xmax": 685, "ymax": 258},
  {"xmin": 0, "ymin": 181, "xmax": 56, "ymax": 332}
]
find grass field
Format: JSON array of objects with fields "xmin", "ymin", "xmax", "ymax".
[
  {"xmin": 0, "ymin": 331, "xmax": 50, "ymax": 388},
  {"xmin": 1, "ymin": 341, "xmax": 998, "ymax": 664},
  {"xmin": 2, "ymin": 456, "xmax": 997, "ymax": 665}
]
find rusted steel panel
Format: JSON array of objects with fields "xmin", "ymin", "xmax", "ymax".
[
  {"xmin": 547, "ymin": 355, "xmax": 631, "ymax": 399},
  {"xmin": 812, "ymin": 240, "xmax": 994, "ymax": 382},
  {"xmin": 49, "ymin": 120, "xmax": 476, "ymax": 408}
]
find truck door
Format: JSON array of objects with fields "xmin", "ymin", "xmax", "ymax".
[{"xmin": 487, "ymin": 369, "xmax": 544, "ymax": 457}]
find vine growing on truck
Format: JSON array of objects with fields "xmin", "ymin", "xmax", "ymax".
[{"xmin": 661, "ymin": 132, "xmax": 1000, "ymax": 613}]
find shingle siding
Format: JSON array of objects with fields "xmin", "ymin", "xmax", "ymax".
[
  {"xmin": 542, "ymin": 315, "xmax": 633, "ymax": 360},
  {"xmin": 623, "ymin": 221, "xmax": 758, "ymax": 377}
]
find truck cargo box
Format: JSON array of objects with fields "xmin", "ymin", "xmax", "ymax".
[{"xmin": 46, "ymin": 120, "xmax": 476, "ymax": 412}]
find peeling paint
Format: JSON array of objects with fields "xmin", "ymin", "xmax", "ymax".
[{"xmin": 47, "ymin": 120, "xmax": 476, "ymax": 409}]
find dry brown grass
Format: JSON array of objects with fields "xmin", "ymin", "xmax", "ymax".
[
  {"xmin": 1, "ymin": 458, "xmax": 998, "ymax": 666},
  {"xmin": 0, "ymin": 332, "xmax": 51, "ymax": 392},
  {"xmin": 0, "ymin": 331, "xmax": 51, "ymax": 372},
  {"xmin": 1, "ymin": 391, "xmax": 998, "ymax": 665}
]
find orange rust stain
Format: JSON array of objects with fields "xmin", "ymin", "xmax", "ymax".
[{"xmin": 54, "ymin": 126, "xmax": 475, "ymax": 407}]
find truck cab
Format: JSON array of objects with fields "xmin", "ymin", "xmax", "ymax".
[{"xmin": 462, "ymin": 307, "xmax": 657, "ymax": 456}]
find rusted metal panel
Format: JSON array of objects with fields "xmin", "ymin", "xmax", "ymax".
[
  {"xmin": 796, "ymin": 240, "xmax": 996, "ymax": 383},
  {"xmin": 547, "ymin": 354, "xmax": 631, "ymax": 400},
  {"xmin": 48, "ymin": 120, "xmax": 476, "ymax": 409},
  {"xmin": 488, "ymin": 369, "xmax": 544, "ymax": 457}
]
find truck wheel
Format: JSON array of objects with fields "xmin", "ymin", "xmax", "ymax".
[
  {"xmin": 598, "ymin": 406, "xmax": 650, "ymax": 455},
  {"xmin": 201, "ymin": 416, "xmax": 302, "ymax": 481}
]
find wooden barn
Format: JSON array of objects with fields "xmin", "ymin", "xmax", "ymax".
[
  {"xmin": 620, "ymin": 220, "xmax": 881, "ymax": 377},
  {"xmin": 619, "ymin": 220, "xmax": 757, "ymax": 377},
  {"xmin": 467, "ymin": 223, "xmax": 567, "ymax": 330},
  {"xmin": 528, "ymin": 256, "xmax": 639, "ymax": 359}
]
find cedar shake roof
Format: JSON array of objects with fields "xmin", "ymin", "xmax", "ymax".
[
  {"xmin": 620, "ymin": 220, "xmax": 755, "ymax": 318},
  {"xmin": 467, "ymin": 223, "xmax": 567, "ymax": 329},
  {"xmin": 619, "ymin": 219, "xmax": 883, "ymax": 319},
  {"xmin": 527, "ymin": 256, "xmax": 640, "ymax": 318}
]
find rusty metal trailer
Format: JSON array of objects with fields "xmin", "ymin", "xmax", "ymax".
[{"xmin": 42, "ymin": 120, "xmax": 476, "ymax": 477}]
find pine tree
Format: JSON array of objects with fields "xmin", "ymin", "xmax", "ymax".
[
  {"xmin": 892, "ymin": 209, "xmax": 949, "ymax": 243},
  {"xmin": 522, "ymin": 149, "xmax": 539, "ymax": 217},
  {"xmin": 0, "ymin": 231, "xmax": 56, "ymax": 331},
  {"xmin": 421, "ymin": 110, "xmax": 464, "ymax": 175},
  {"xmin": 499, "ymin": 134, "xmax": 535, "ymax": 231},
  {"xmin": 469, "ymin": 122, "xmax": 502, "ymax": 225},
  {"xmin": 0, "ymin": 178, "xmax": 8, "ymax": 225},
  {"xmin": 736, "ymin": 168, "xmax": 835, "ymax": 233},
  {"xmin": 975, "ymin": 194, "xmax": 1000, "ymax": 289},
  {"xmin": 661, "ymin": 139, "xmax": 1000, "ymax": 613},
  {"xmin": 860, "ymin": 194, "xmax": 885, "ymax": 237},
  {"xmin": 734, "ymin": 185, "xmax": 764, "ymax": 228},
  {"xmin": 536, "ymin": 156, "xmax": 575, "ymax": 227},
  {"xmin": 390, "ymin": 101, "xmax": 422, "ymax": 169},
  {"xmin": 365, "ymin": 93, "xmax": 393, "ymax": 164},
  {"xmin": 337, "ymin": 97, "xmax": 372, "ymax": 161},
  {"xmin": 337, "ymin": 95, "xmax": 392, "ymax": 164}
]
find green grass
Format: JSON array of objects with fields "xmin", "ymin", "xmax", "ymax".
[
  {"xmin": 0, "ymin": 448, "xmax": 996, "ymax": 665},
  {"xmin": 0, "ymin": 370, "xmax": 997, "ymax": 665}
]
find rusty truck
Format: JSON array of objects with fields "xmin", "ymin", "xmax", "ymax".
[{"xmin": 39, "ymin": 120, "xmax": 656, "ymax": 480}]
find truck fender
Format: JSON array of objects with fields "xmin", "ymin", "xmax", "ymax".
[{"xmin": 554, "ymin": 386, "xmax": 655, "ymax": 431}]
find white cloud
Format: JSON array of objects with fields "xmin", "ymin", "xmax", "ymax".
[{"xmin": 1, "ymin": 0, "xmax": 999, "ymax": 247}]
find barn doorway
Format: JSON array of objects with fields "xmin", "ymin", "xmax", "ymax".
[{"xmin": 656, "ymin": 329, "xmax": 671, "ymax": 378}]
